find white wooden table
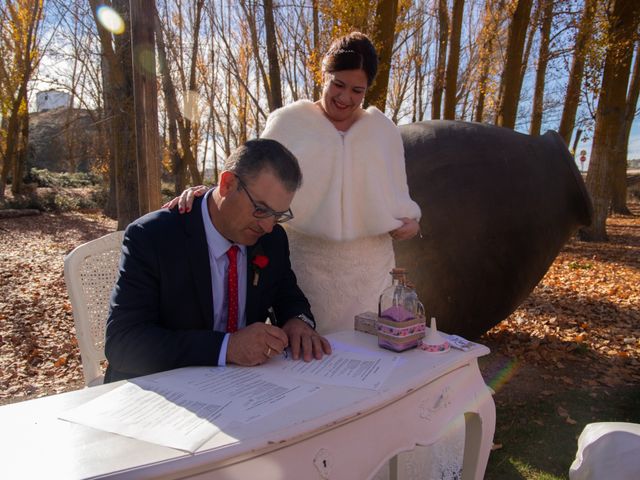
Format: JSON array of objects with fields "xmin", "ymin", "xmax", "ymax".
[{"xmin": 0, "ymin": 330, "xmax": 495, "ymax": 479}]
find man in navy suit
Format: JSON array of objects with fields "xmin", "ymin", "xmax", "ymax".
[{"xmin": 105, "ymin": 139, "xmax": 331, "ymax": 382}]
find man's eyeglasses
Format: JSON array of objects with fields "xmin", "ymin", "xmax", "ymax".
[{"xmin": 235, "ymin": 175, "xmax": 294, "ymax": 223}]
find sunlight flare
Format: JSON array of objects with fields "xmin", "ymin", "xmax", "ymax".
[
  {"xmin": 96, "ymin": 6, "xmax": 125, "ymax": 35},
  {"xmin": 487, "ymin": 358, "xmax": 520, "ymax": 394},
  {"xmin": 135, "ymin": 47, "xmax": 156, "ymax": 76}
]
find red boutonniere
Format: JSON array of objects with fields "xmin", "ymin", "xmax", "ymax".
[{"xmin": 251, "ymin": 250, "xmax": 269, "ymax": 286}]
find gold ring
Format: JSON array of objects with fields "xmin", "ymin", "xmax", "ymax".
[{"xmin": 266, "ymin": 347, "xmax": 272, "ymax": 357}]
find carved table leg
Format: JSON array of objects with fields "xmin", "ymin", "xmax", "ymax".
[{"xmin": 462, "ymin": 386, "xmax": 496, "ymax": 480}]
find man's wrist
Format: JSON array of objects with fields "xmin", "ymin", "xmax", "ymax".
[{"xmin": 295, "ymin": 313, "xmax": 316, "ymax": 330}]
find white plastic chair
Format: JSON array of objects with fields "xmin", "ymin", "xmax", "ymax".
[
  {"xmin": 570, "ymin": 422, "xmax": 640, "ymax": 479},
  {"xmin": 63, "ymin": 231, "xmax": 124, "ymax": 386}
]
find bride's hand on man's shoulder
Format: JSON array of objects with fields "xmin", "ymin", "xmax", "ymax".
[
  {"xmin": 162, "ymin": 185, "xmax": 209, "ymax": 213},
  {"xmin": 389, "ymin": 218, "xmax": 420, "ymax": 241}
]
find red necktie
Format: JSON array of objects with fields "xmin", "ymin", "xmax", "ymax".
[{"xmin": 226, "ymin": 245, "xmax": 239, "ymax": 333}]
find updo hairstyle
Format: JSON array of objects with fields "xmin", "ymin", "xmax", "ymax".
[{"xmin": 321, "ymin": 32, "xmax": 379, "ymax": 86}]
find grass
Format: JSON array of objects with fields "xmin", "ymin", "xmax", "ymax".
[{"xmin": 485, "ymin": 382, "xmax": 640, "ymax": 479}]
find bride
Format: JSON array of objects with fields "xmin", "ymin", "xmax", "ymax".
[{"xmin": 168, "ymin": 32, "xmax": 464, "ymax": 479}]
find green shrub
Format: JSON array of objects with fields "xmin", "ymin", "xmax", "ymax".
[
  {"xmin": 1, "ymin": 194, "xmax": 40, "ymax": 210},
  {"xmin": 2, "ymin": 186, "xmax": 106, "ymax": 213},
  {"xmin": 27, "ymin": 168, "xmax": 103, "ymax": 188}
]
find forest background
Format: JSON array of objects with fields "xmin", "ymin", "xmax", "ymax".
[
  {"xmin": 1, "ymin": 2, "xmax": 640, "ymax": 478},
  {"xmin": 1, "ymin": 0, "xmax": 639, "ymax": 242}
]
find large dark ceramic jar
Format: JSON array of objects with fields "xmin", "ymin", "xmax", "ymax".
[{"xmin": 395, "ymin": 120, "xmax": 593, "ymax": 339}]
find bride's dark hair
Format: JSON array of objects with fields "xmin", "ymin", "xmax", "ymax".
[{"xmin": 322, "ymin": 32, "xmax": 378, "ymax": 86}]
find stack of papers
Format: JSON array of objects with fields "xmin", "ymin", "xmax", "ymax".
[{"xmin": 60, "ymin": 343, "xmax": 400, "ymax": 453}]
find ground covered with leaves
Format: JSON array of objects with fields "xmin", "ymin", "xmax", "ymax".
[
  {"xmin": 0, "ymin": 211, "xmax": 116, "ymax": 401},
  {"xmin": 481, "ymin": 201, "xmax": 640, "ymax": 479},
  {"xmin": 0, "ymin": 202, "xmax": 638, "ymax": 478}
]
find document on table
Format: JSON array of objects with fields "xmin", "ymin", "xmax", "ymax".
[
  {"xmin": 60, "ymin": 367, "xmax": 321, "ymax": 453},
  {"xmin": 138, "ymin": 367, "xmax": 322, "ymax": 423},
  {"xmin": 60, "ymin": 338, "xmax": 400, "ymax": 452},
  {"xmin": 265, "ymin": 341, "xmax": 401, "ymax": 390}
]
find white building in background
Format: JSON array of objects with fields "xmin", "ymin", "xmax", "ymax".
[{"xmin": 36, "ymin": 90, "xmax": 71, "ymax": 112}]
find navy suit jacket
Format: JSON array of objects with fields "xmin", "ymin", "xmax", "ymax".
[{"xmin": 104, "ymin": 195, "xmax": 313, "ymax": 382}]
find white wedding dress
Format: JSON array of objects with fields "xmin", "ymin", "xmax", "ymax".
[
  {"xmin": 285, "ymin": 228, "xmax": 395, "ymax": 335},
  {"xmin": 261, "ymin": 100, "xmax": 421, "ymax": 332},
  {"xmin": 261, "ymin": 100, "xmax": 463, "ymax": 480}
]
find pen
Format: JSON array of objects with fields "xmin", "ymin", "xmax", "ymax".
[
  {"xmin": 267, "ymin": 306, "xmax": 277, "ymax": 326},
  {"xmin": 267, "ymin": 307, "xmax": 288, "ymax": 359}
]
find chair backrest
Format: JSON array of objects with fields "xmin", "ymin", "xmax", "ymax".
[{"xmin": 64, "ymin": 231, "xmax": 124, "ymax": 386}]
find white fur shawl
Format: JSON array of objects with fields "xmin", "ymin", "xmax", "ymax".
[{"xmin": 261, "ymin": 100, "xmax": 421, "ymax": 241}]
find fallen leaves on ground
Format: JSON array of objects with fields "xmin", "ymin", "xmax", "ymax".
[
  {"xmin": 0, "ymin": 201, "xmax": 638, "ymax": 405},
  {"xmin": 482, "ymin": 201, "xmax": 640, "ymax": 392},
  {"xmin": 0, "ymin": 211, "xmax": 116, "ymax": 404}
]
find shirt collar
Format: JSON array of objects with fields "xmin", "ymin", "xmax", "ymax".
[{"xmin": 201, "ymin": 189, "xmax": 246, "ymax": 260}]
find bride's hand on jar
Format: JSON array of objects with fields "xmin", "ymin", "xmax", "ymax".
[
  {"xmin": 162, "ymin": 185, "xmax": 208, "ymax": 213},
  {"xmin": 389, "ymin": 218, "xmax": 420, "ymax": 241}
]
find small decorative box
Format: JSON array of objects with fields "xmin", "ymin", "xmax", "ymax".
[{"xmin": 354, "ymin": 311, "xmax": 378, "ymax": 335}]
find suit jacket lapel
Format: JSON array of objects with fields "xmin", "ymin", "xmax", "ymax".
[{"xmin": 183, "ymin": 196, "xmax": 214, "ymax": 329}]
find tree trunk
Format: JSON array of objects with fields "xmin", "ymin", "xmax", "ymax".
[
  {"xmin": 2, "ymin": 78, "xmax": 30, "ymax": 198},
  {"xmin": 0, "ymin": 94, "xmax": 24, "ymax": 198},
  {"xmin": 312, "ymin": 0, "xmax": 321, "ymax": 102},
  {"xmin": 518, "ymin": 0, "xmax": 540, "ymax": 88},
  {"xmin": 365, "ymin": 0, "xmax": 399, "ymax": 111},
  {"xmin": 224, "ymin": 7, "xmax": 232, "ymax": 159},
  {"xmin": 264, "ymin": 0, "xmax": 283, "ymax": 111},
  {"xmin": 0, "ymin": 0, "xmax": 42, "ymax": 199},
  {"xmin": 130, "ymin": 0, "xmax": 161, "ymax": 216},
  {"xmin": 113, "ymin": 0, "xmax": 140, "ymax": 228},
  {"xmin": 11, "ymin": 106, "xmax": 28, "ymax": 195},
  {"xmin": 431, "ymin": 0, "xmax": 449, "ymax": 120},
  {"xmin": 155, "ymin": 14, "xmax": 184, "ymax": 193},
  {"xmin": 512, "ymin": 0, "xmax": 540, "ymax": 118},
  {"xmin": 241, "ymin": 0, "xmax": 269, "ymax": 109},
  {"xmin": 443, "ymin": 0, "xmax": 465, "ymax": 119},
  {"xmin": 496, "ymin": 0, "xmax": 534, "ymax": 129},
  {"xmin": 558, "ymin": 0, "xmax": 597, "ymax": 145},
  {"xmin": 154, "ymin": 9, "xmax": 202, "ymax": 188},
  {"xmin": 474, "ymin": 0, "xmax": 498, "ymax": 123},
  {"xmin": 530, "ymin": 0, "xmax": 553, "ymax": 136},
  {"xmin": 412, "ymin": 6, "xmax": 426, "ymax": 123},
  {"xmin": 184, "ymin": 0, "xmax": 205, "ymax": 182},
  {"xmin": 581, "ymin": 0, "xmax": 640, "ymax": 241},
  {"xmin": 101, "ymin": 57, "xmax": 118, "ymax": 219},
  {"xmin": 167, "ymin": 89, "xmax": 183, "ymax": 195},
  {"xmin": 91, "ymin": 0, "xmax": 140, "ymax": 228},
  {"xmin": 611, "ymin": 41, "xmax": 640, "ymax": 214}
]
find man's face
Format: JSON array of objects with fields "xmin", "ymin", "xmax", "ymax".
[{"xmin": 217, "ymin": 170, "xmax": 294, "ymax": 245}]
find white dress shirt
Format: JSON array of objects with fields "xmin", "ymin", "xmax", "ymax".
[{"xmin": 200, "ymin": 189, "xmax": 248, "ymax": 365}]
